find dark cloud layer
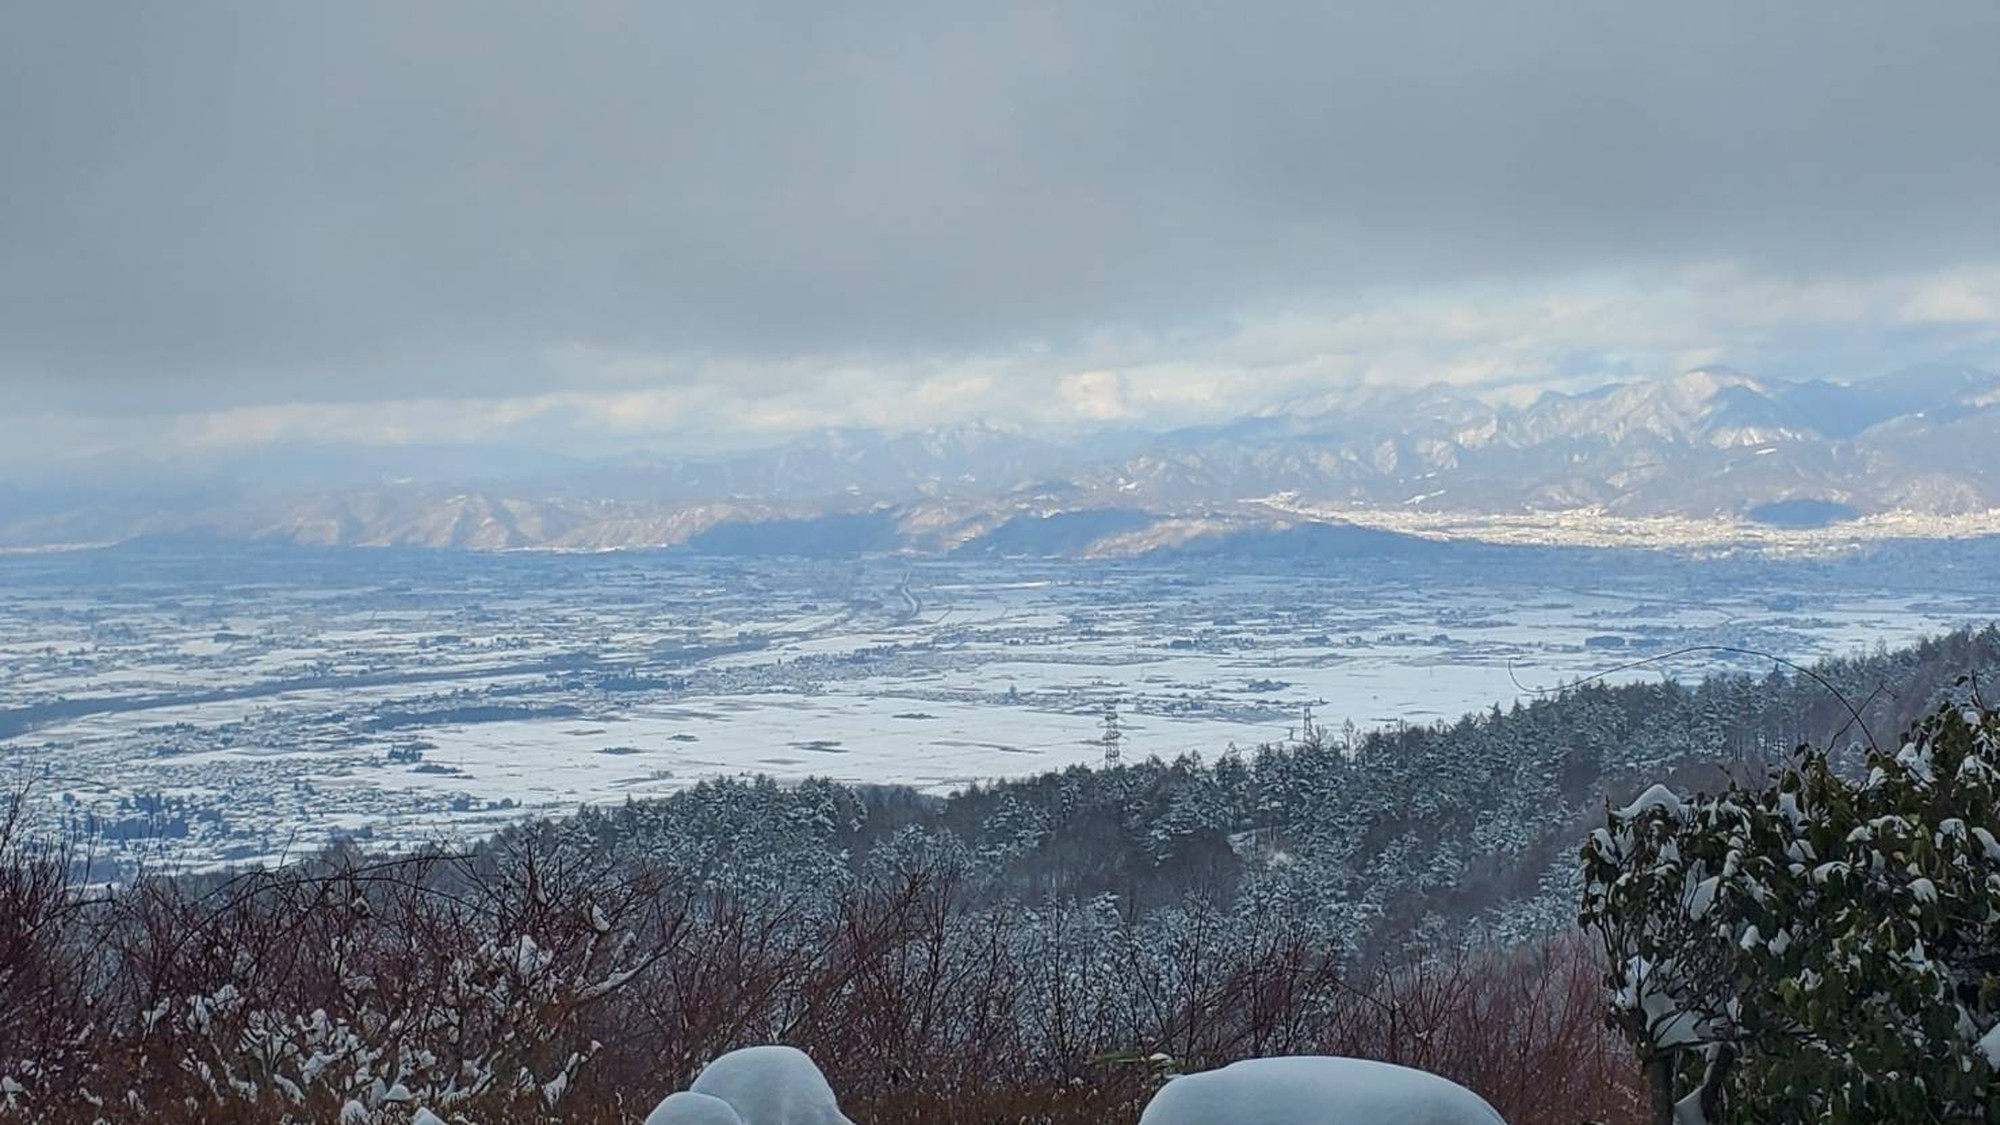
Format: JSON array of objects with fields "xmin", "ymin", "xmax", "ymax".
[{"xmin": 4, "ymin": 1, "xmax": 1998, "ymax": 412}]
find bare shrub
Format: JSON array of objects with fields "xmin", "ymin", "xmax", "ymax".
[
  {"xmin": 1318, "ymin": 937, "xmax": 1645, "ymax": 1125},
  {"xmin": 0, "ymin": 799, "xmax": 1632, "ymax": 1125}
]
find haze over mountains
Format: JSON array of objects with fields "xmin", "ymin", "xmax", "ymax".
[{"xmin": 8, "ymin": 364, "xmax": 1998, "ymax": 555}]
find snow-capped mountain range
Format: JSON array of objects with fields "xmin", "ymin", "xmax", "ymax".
[
  {"xmin": 1075, "ymin": 363, "xmax": 2000, "ymax": 516},
  {"xmin": 5, "ymin": 365, "xmax": 1997, "ymax": 553}
]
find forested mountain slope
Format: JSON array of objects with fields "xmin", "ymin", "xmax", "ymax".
[{"xmin": 552, "ymin": 626, "xmax": 2000, "ymax": 957}]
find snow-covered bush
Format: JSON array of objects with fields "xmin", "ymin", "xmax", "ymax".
[
  {"xmin": 688, "ymin": 1045, "xmax": 855, "ymax": 1125},
  {"xmin": 643, "ymin": 1090, "xmax": 748, "ymax": 1125},
  {"xmin": 1582, "ymin": 701, "xmax": 2000, "ymax": 1123},
  {"xmin": 1137, "ymin": 1056, "xmax": 1506, "ymax": 1125}
]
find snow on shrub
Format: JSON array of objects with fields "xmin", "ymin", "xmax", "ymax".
[
  {"xmin": 688, "ymin": 1046, "xmax": 855, "ymax": 1125},
  {"xmin": 642, "ymin": 1090, "xmax": 748, "ymax": 1125},
  {"xmin": 1137, "ymin": 1056, "xmax": 1506, "ymax": 1125}
]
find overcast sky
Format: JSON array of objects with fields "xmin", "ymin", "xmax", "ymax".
[{"xmin": 4, "ymin": 1, "xmax": 1999, "ymax": 463}]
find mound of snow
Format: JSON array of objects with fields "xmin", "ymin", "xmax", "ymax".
[
  {"xmin": 1139, "ymin": 1057, "xmax": 1507, "ymax": 1125},
  {"xmin": 644, "ymin": 1091, "xmax": 748, "ymax": 1125},
  {"xmin": 690, "ymin": 1046, "xmax": 855, "ymax": 1125},
  {"xmin": 1616, "ymin": 784, "xmax": 1684, "ymax": 820}
]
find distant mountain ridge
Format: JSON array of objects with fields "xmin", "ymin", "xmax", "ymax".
[
  {"xmin": 4, "ymin": 364, "xmax": 1997, "ymax": 554},
  {"xmin": 1084, "ymin": 363, "xmax": 2000, "ymax": 515}
]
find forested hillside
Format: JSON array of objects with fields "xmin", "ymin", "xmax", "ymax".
[
  {"xmin": 4, "ymin": 628, "xmax": 1996, "ymax": 1125},
  {"xmin": 565, "ymin": 626, "xmax": 2000, "ymax": 956}
]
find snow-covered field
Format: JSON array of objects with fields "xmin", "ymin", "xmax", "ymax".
[{"xmin": 1, "ymin": 543, "xmax": 1992, "ymax": 869}]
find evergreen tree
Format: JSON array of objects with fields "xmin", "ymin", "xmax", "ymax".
[{"xmin": 1582, "ymin": 700, "xmax": 2000, "ymax": 1124}]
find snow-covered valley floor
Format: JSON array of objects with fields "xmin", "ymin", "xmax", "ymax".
[{"xmin": 2, "ymin": 541, "xmax": 1991, "ymax": 869}]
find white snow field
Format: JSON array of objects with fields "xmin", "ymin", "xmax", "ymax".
[
  {"xmin": 685, "ymin": 1046, "xmax": 855, "ymax": 1125},
  {"xmin": 3, "ymin": 547, "xmax": 1992, "ymax": 869},
  {"xmin": 1139, "ymin": 1057, "xmax": 1507, "ymax": 1125},
  {"xmin": 642, "ymin": 1092, "xmax": 748, "ymax": 1125}
]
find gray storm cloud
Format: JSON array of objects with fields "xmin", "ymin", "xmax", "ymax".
[{"xmin": 3, "ymin": 0, "xmax": 1999, "ymax": 414}]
